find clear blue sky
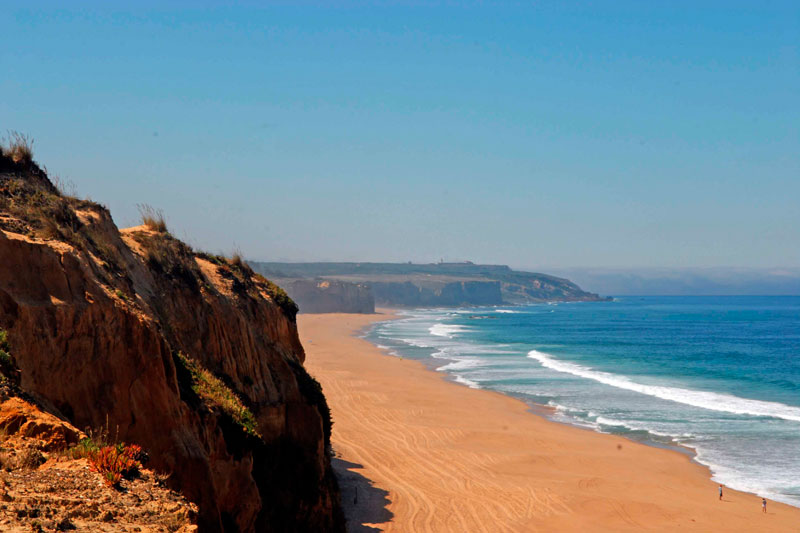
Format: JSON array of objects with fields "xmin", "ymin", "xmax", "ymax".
[{"xmin": 2, "ymin": 2, "xmax": 798, "ymax": 269}]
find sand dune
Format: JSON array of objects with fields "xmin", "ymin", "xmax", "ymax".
[{"xmin": 299, "ymin": 312, "xmax": 800, "ymax": 532}]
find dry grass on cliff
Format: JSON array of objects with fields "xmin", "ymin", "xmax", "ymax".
[
  {"xmin": 175, "ymin": 352, "xmax": 261, "ymax": 439},
  {"xmin": 193, "ymin": 251, "xmax": 299, "ymax": 318},
  {"xmin": 133, "ymin": 231, "xmax": 201, "ymax": 292},
  {"xmin": 137, "ymin": 204, "xmax": 168, "ymax": 233},
  {"xmin": 1, "ymin": 131, "xmax": 34, "ymax": 165},
  {"xmin": 0, "ymin": 157, "xmax": 127, "ymax": 279}
]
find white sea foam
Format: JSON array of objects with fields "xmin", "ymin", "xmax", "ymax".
[
  {"xmin": 493, "ymin": 309, "xmax": 519, "ymax": 314},
  {"xmin": 429, "ymin": 323, "xmax": 469, "ymax": 338},
  {"xmin": 594, "ymin": 416, "xmax": 676, "ymax": 438},
  {"xmin": 436, "ymin": 357, "xmax": 484, "ymax": 371},
  {"xmin": 398, "ymin": 338, "xmax": 433, "ymax": 348},
  {"xmin": 452, "ymin": 374, "xmax": 481, "ymax": 388},
  {"xmin": 696, "ymin": 447, "xmax": 800, "ymax": 507},
  {"xmin": 528, "ymin": 350, "xmax": 800, "ymax": 423}
]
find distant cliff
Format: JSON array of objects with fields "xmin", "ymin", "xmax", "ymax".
[
  {"xmin": 277, "ymin": 279, "xmax": 374, "ymax": 314},
  {"xmin": 0, "ymin": 151, "xmax": 344, "ymax": 532},
  {"xmin": 369, "ymin": 280, "xmax": 502, "ymax": 307},
  {"xmin": 251, "ymin": 262, "xmax": 607, "ymax": 309}
]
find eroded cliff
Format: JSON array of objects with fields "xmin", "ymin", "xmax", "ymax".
[
  {"xmin": 274, "ymin": 279, "xmax": 374, "ymax": 314},
  {"xmin": 0, "ymin": 152, "xmax": 344, "ymax": 532}
]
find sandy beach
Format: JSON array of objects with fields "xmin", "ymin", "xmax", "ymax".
[{"xmin": 299, "ymin": 311, "xmax": 800, "ymax": 532}]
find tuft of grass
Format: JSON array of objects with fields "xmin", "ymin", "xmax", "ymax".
[
  {"xmin": 2, "ymin": 131, "xmax": 34, "ymax": 165},
  {"xmin": 67, "ymin": 437, "xmax": 100, "ymax": 459},
  {"xmin": 51, "ymin": 174, "xmax": 79, "ymax": 198},
  {"xmin": 175, "ymin": 352, "xmax": 261, "ymax": 439},
  {"xmin": 195, "ymin": 251, "xmax": 226, "ymax": 266},
  {"xmin": 228, "ymin": 249, "xmax": 254, "ymax": 275},
  {"xmin": 18, "ymin": 446, "xmax": 45, "ymax": 470},
  {"xmin": 137, "ymin": 204, "xmax": 168, "ymax": 233}
]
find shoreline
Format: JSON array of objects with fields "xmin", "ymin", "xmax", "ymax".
[
  {"xmin": 300, "ymin": 311, "xmax": 800, "ymax": 531},
  {"xmin": 364, "ymin": 307, "xmax": 791, "ymax": 494},
  {"xmin": 362, "ymin": 310, "xmax": 699, "ymax": 461}
]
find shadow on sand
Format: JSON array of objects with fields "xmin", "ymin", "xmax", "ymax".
[{"xmin": 332, "ymin": 456, "xmax": 393, "ymax": 532}]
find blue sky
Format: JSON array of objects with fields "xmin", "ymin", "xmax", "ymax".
[{"xmin": 2, "ymin": 2, "xmax": 798, "ymax": 269}]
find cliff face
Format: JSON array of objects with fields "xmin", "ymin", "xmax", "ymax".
[
  {"xmin": 0, "ymin": 156, "xmax": 344, "ymax": 532},
  {"xmin": 370, "ymin": 280, "xmax": 503, "ymax": 307},
  {"xmin": 278, "ymin": 279, "xmax": 374, "ymax": 314}
]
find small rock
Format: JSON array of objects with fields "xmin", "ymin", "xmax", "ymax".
[{"xmin": 56, "ymin": 517, "xmax": 76, "ymax": 530}]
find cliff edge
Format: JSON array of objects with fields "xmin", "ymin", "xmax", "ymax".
[{"xmin": 0, "ymin": 146, "xmax": 344, "ymax": 532}]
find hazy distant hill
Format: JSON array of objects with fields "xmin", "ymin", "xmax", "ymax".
[
  {"xmin": 548, "ymin": 267, "xmax": 800, "ymax": 296},
  {"xmin": 250, "ymin": 262, "xmax": 607, "ymax": 312}
]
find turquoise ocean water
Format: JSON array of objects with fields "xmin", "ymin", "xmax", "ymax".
[{"xmin": 365, "ymin": 296, "xmax": 800, "ymax": 507}]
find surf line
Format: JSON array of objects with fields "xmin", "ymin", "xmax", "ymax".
[{"xmin": 527, "ymin": 350, "xmax": 800, "ymax": 423}]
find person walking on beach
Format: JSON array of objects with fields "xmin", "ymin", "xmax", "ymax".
[
  {"xmin": 719, "ymin": 485, "xmax": 723, "ymax": 500},
  {"xmin": 762, "ymin": 498, "xmax": 767, "ymax": 513}
]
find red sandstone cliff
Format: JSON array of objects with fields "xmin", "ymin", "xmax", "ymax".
[{"xmin": 0, "ymin": 152, "xmax": 344, "ymax": 532}]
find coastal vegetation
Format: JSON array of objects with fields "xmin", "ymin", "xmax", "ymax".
[
  {"xmin": 175, "ymin": 352, "xmax": 261, "ymax": 439},
  {"xmin": 69, "ymin": 435, "xmax": 145, "ymax": 488},
  {"xmin": 137, "ymin": 203, "xmax": 168, "ymax": 233},
  {"xmin": 0, "ymin": 329, "xmax": 11, "ymax": 371},
  {"xmin": 0, "ymin": 329, "xmax": 19, "ymax": 386},
  {"xmin": 134, "ymin": 230, "xmax": 202, "ymax": 292},
  {"xmin": 253, "ymin": 273, "xmax": 299, "ymax": 319},
  {"xmin": 87, "ymin": 443, "xmax": 145, "ymax": 487},
  {"xmin": 1, "ymin": 131, "xmax": 34, "ymax": 165}
]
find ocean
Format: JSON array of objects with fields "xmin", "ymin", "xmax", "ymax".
[{"xmin": 365, "ymin": 296, "xmax": 800, "ymax": 507}]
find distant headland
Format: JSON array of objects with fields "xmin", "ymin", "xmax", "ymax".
[{"xmin": 250, "ymin": 261, "xmax": 609, "ymax": 313}]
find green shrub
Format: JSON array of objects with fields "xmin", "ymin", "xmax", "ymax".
[
  {"xmin": 67, "ymin": 437, "xmax": 100, "ymax": 459},
  {"xmin": 0, "ymin": 329, "xmax": 18, "ymax": 384},
  {"xmin": 0, "ymin": 329, "xmax": 10, "ymax": 365},
  {"xmin": 175, "ymin": 352, "xmax": 261, "ymax": 439}
]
